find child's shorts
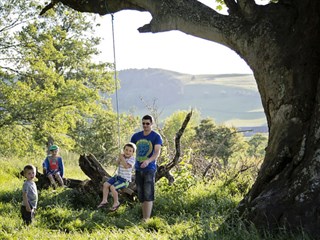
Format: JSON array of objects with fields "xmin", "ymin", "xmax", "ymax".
[
  {"xmin": 107, "ymin": 175, "xmax": 129, "ymax": 190},
  {"xmin": 46, "ymin": 169, "xmax": 60, "ymax": 177}
]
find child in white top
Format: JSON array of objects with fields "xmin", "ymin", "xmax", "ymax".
[{"xmin": 97, "ymin": 142, "xmax": 136, "ymax": 211}]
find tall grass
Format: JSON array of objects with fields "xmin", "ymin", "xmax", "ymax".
[{"xmin": 0, "ymin": 156, "xmax": 311, "ymax": 239}]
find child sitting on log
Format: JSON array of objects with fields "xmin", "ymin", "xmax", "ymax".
[
  {"xmin": 42, "ymin": 145, "xmax": 65, "ymax": 189},
  {"xmin": 97, "ymin": 142, "xmax": 136, "ymax": 211}
]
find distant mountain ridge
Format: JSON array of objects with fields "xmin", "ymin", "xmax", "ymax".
[{"xmin": 112, "ymin": 68, "xmax": 267, "ymax": 131}]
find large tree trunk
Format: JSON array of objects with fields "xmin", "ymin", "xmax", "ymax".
[
  {"xmin": 40, "ymin": 0, "xmax": 320, "ymax": 237},
  {"xmin": 236, "ymin": 2, "xmax": 320, "ymax": 236}
]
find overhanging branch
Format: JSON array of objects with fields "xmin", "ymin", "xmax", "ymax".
[
  {"xmin": 40, "ymin": 0, "xmax": 147, "ymax": 16},
  {"xmin": 238, "ymin": 0, "xmax": 257, "ymax": 20},
  {"xmin": 224, "ymin": 0, "xmax": 239, "ymax": 15},
  {"xmin": 40, "ymin": 0, "xmax": 237, "ymax": 47}
]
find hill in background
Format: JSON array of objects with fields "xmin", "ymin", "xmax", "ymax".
[{"xmin": 111, "ymin": 68, "xmax": 267, "ymax": 133}]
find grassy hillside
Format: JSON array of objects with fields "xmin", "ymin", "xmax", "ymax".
[
  {"xmin": 0, "ymin": 155, "xmax": 310, "ymax": 239},
  {"xmin": 115, "ymin": 68, "xmax": 266, "ymax": 128}
]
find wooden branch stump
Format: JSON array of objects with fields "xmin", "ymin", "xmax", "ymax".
[
  {"xmin": 79, "ymin": 154, "xmax": 137, "ymax": 201},
  {"xmin": 79, "ymin": 154, "xmax": 111, "ymax": 183}
]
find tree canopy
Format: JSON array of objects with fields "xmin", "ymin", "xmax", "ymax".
[{"xmin": 0, "ymin": 0, "xmax": 129, "ymax": 157}]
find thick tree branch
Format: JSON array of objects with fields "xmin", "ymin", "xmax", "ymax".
[
  {"xmin": 40, "ymin": 0, "xmax": 240, "ymax": 48},
  {"xmin": 238, "ymin": 0, "xmax": 257, "ymax": 20},
  {"xmin": 40, "ymin": 0, "xmax": 147, "ymax": 16},
  {"xmin": 136, "ymin": 0, "xmax": 233, "ymax": 45},
  {"xmin": 79, "ymin": 154, "xmax": 111, "ymax": 183},
  {"xmin": 224, "ymin": 0, "xmax": 239, "ymax": 15},
  {"xmin": 170, "ymin": 110, "xmax": 193, "ymax": 168}
]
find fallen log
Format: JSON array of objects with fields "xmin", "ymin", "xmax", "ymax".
[
  {"xmin": 79, "ymin": 153, "xmax": 111, "ymax": 183},
  {"xmin": 21, "ymin": 170, "xmax": 84, "ymax": 190},
  {"xmin": 79, "ymin": 154, "xmax": 136, "ymax": 201},
  {"xmin": 19, "ymin": 165, "xmax": 88, "ymax": 190}
]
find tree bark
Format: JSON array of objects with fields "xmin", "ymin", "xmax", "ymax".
[
  {"xmin": 156, "ymin": 110, "xmax": 192, "ymax": 183},
  {"xmin": 40, "ymin": 0, "xmax": 320, "ymax": 237}
]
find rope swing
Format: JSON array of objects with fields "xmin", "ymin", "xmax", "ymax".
[
  {"xmin": 104, "ymin": 0, "xmax": 121, "ymax": 151},
  {"xmin": 110, "ymin": 13, "xmax": 121, "ymax": 151}
]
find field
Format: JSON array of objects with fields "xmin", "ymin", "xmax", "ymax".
[
  {"xmin": 0, "ymin": 154, "xmax": 310, "ymax": 240},
  {"xmin": 116, "ymin": 69, "xmax": 267, "ymax": 128}
]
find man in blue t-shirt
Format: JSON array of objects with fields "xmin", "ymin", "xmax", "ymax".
[{"xmin": 131, "ymin": 114, "xmax": 163, "ymax": 221}]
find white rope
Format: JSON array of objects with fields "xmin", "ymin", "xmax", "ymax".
[{"xmin": 110, "ymin": 13, "xmax": 121, "ymax": 151}]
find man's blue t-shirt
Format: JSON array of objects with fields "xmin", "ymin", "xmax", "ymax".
[{"xmin": 131, "ymin": 130, "xmax": 163, "ymax": 171}]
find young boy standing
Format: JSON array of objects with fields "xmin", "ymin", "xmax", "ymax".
[
  {"xmin": 97, "ymin": 142, "xmax": 136, "ymax": 211},
  {"xmin": 21, "ymin": 164, "xmax": 38, "ymax": 225}
]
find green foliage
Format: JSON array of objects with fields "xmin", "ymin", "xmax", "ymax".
[
  {"xmin": 159, "ymin": 110, "xmax": 266, "ymax": 186},
  {"xmin": 70, "ymin": 111, "xmax": 139, "ymax": 164},
  {"xmin": 247, "ymin": 133, "xmax": 268, "ymax": 158},
  {"xmin": 0, "ymin": 125, "xmax": 42, "ymax": 157},
  {"xmin": 192, "ymin": 118, "xmax": 247, "ymax": 167},
  {"xmin": 0, "ymin": 0, "xmax": 122, "ymax": 159},
  {"xmin": 0, "ymin": 156, "xmax": 311, "ymax": 239},
  {"xmin": 162, "ymin": 109, "xmax": 200, "ymax": 147},
  {"xmin": 215, "ymin": 0, "xmax": 226, "ymax": 11},
  {"xmin": 71, "ymin": 110, "xmax": 118, "ymax": 162}
]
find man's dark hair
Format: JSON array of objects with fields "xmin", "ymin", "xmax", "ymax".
[{"xmin": 142, "ymin": 114, "xmax": 154, "ymax": 123}]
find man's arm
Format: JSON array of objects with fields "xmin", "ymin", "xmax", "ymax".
[{"xmin": 141, "ymin": 144, "xmax": 161, "ymax": 168}]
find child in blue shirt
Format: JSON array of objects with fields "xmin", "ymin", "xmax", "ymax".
[{"xmin": 42, "ymin": 145, "xmax": 64, "ymax": 188}]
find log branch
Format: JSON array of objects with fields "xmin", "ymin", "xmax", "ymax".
[
  {"xmin": 155, "ymin": 110, "xmax": 193, "ymax": 182},
  {"xmin": 79, "ymin": 154, "xmax": 111, "ymax": 183},
  {"xmin": 19, "ymin": 169, "xmax": 83, "ymax": 189}
]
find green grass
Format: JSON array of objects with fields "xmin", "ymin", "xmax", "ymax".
[{"xmin": 0, "ymin": 156, "xmax": 311, "ymax": 239}]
